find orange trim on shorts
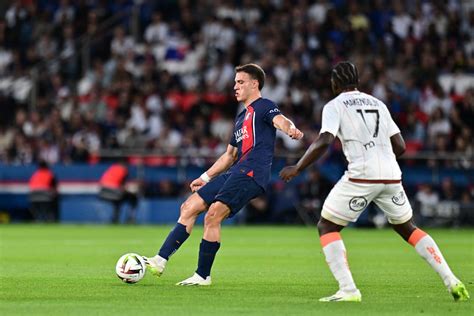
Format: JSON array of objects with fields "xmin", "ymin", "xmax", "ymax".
[
  {"xmin": 349, "ymin": 178, "xmax": 401, "ymax": 184},
  {"xmin": 408, "ymin": 228, "xmax": 427, "ymax": 246},
  {"xmin": 320, "ymin": 232, "xmax": 342, "ymax": 248}
]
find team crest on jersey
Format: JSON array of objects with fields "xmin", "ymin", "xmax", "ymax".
[
  {"xmin": 391, "ymin": 191, "xmax": 406, "ymax": 206},
  {"xmin": 349, "ymin": 196, "xmax": 367, "ymax": 212}
]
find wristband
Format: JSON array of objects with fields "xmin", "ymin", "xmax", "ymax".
[{"xmin": 200, "ymin": 172, "xmax": 211, "ymax": 183}]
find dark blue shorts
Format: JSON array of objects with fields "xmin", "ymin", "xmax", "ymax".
[{"xmin": 197, "ymin": 172, "xmax": 264, "ymax": 217}]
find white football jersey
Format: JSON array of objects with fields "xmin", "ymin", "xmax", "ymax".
[{"xmin": 320, "ymin": 90, "xmax": 402, "ymax": 180}]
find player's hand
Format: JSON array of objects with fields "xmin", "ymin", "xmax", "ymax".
[
  {"xmin": 279, "ymin": 165, "xmax": 300, "ymax": 182},
  {"xmin": 190, "ymin": 178, "xmax": 206, "ymax": 192},
  {"xmin": 288, "ymin": 127, "xmax": 304, "ymax": 140}
]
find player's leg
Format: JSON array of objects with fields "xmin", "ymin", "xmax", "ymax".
[
  {"xmin": 391, "ymin": 219, "xmax": 470, "ymax": 301},
  {"xmin": 145, "ymin": 192, "xmax": 208, "ymax": 277},
  {"xmin": 145, "ymin": 175, "xmax": 227, "ymax": 277},
  {"xmin": 317, "ymin": 179, "xmax": 380, "ymax": 302},
  {"xmin": 375, "ymin": 183, "xmax": 469, "ymax": 301},
  {"xmin": 317, "ymin": 217, "xmax": 361, "ymax": 302},
  {"xmin": 161, "ymin": 192, "xmax": 208, "ymax": 255},
  {"xmin": 177, "ymin": 201, "xmax": 230, "ymax": 286},
  {"xmin": 177, "ymin": 172, "xmax": 264, "ymax": 286}
]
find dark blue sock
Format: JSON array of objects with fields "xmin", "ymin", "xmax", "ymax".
[
  {"xmin": 196, "ymin": 239, "xmax": 221, "ymax": 278},
  {"xmin": 158, "ymin": 223, "xmax": 189, "ymax": 260}
]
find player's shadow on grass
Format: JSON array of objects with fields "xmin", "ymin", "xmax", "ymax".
[{"xmin": 111, "ymin": 283, "xmax": 159, "ymax": 287}]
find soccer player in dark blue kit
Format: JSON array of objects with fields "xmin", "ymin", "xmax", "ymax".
[{"xmin": 144, "ymin": 63, "xmax": 304, "ymax": 285}]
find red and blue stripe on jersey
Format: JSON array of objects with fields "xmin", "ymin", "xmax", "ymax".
[
  {"xmin": 229, "ymin": 98, "xmax": 281, "ymax": 189},
  {"xmin": 239, "ymin": 105, "xmax": 255, "ymax": 162}
]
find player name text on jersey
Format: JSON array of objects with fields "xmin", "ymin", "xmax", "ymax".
[{"xmin": 343, "ymin": 98, "xmax": 379, "ymax": 107}]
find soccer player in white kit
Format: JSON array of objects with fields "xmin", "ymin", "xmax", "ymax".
[{"xmin": 280, "ymin": 61, "xmax": 470, "ymax": 302}]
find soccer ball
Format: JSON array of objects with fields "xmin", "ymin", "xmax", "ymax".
[{"xmin": 115, "ymin": 253, "xmax": 146, "ymax": 283}]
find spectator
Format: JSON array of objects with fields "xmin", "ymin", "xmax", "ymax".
[
  {"xmin": 28, "ymin": 160, "xmax": 58, "ymax": 222},
  {"xmin": 53, "ymin": 0, "xmax": 75, "ymax": 26},
  {"xmin": 144, "ymin": 12, "xmax": 169, "ymax": 45},
  {"xmin": 440, "ymin": 178, "xmax": 459, "ymax": 201},
  {"xmin": 98, "ymin": 162, "xmax": 138, "ymax": 224},
  {"xmin": 297, "ymin": 168, "xmax": 332, "ymax": 223},
  {"xmin": 110, "ymin": 26, "xmax": 135, "ymax": 57},
  {"xmin": 0, "ymin": 1, "xmax": 470, "ymax": 204},
  {"xmin": 404, "ymin": 111, "xmax": 425, "ymax": 146},
  {"xmin": 391, "ymin": 2, "xmax": 412, "ymax": 40},
  {"xmin": 427, "ymin": 107, "xmax": 451, "ymax": 147},
  {"xmin": 415, "ymin": 184, "xmax": 440, "ymax": 223}
]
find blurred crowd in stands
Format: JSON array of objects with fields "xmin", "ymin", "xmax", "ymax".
[{"xmin": 0, "ymin": 0, "xmax": 473, "ymax": 224}]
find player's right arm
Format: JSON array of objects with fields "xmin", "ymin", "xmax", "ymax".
[
  {"xmin": 279, "ymin": 132, "xmax": 335, "ymax": 182},
  {"xmin": 190, "ymin": 145, "xmax": 238, "ymax": 192},
  {"xmin": 280, "ymin": 102, "xmax": 339, "ymax": 182}
]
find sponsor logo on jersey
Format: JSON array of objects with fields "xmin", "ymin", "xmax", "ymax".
[
  {"xmin": 349, "ymin": 196, "xmax": 367, "ymax": 212},
  {"xmin": 391, "ymin": 191, "xmax": 406, "ymax": 205},
  {"xmin": 234, "ymin": 126, "xmax": 249, "ymax": 143},
  {"xmin": 363, "ymin": 141, "xmax": 375, "ymax": 150},
  {"xmin": 269, "ymin": 108, "xmax": 280, "ymax": 114}
]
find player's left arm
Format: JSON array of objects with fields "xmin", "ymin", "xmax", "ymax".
[
  {"xmin": 390, "ymin": 133, "xmax": 406, "ymax": 158},
  {"xmin": 385, "ymin": 105, "xmax": 405, "ymax": 158},
  {"xmin": 279, "ymin": 132, "xmax": 335, "ymax": 182},
  {"xmin": 272, "ymin": 114, "xmax": 304, "ymax": 140}
]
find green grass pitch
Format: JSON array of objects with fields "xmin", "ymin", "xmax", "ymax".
[{"xmin": 1, "ymin": 225, "xmax": 472, "ymax": 315}]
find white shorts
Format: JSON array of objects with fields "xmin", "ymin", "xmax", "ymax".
[{"xmin": 321, "ymin": 177, "xmax": 413, "ymax": 226}]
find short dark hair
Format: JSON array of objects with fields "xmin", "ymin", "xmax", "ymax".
[
  {"xmin": 235, "ymin": 63, "xmax": 266, "ymax": 90},
  {"xmin": 331, "ymin": 61, "xmax": 359, "ymax": 89}
]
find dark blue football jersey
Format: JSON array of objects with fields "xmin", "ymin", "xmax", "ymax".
[{"xmin": 228, "ymin": 98, "xmax": 281, "ymax": 189}]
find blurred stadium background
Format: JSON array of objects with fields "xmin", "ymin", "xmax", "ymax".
[{"xmin": 0, "ymin": 0, "xmax": 473, "ymax": 227}]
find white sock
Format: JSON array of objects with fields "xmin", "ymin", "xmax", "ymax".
[
  {"xmin": 408, "ymin": 229, "xmax": 458, "ymax": 288},
  {"xmin": 320, "ymin": 232, "xmax": 357, "ymax": 292},
  {"xmin": 152, "ymin": 255, "xmax": 167, "ymax": 267}
]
